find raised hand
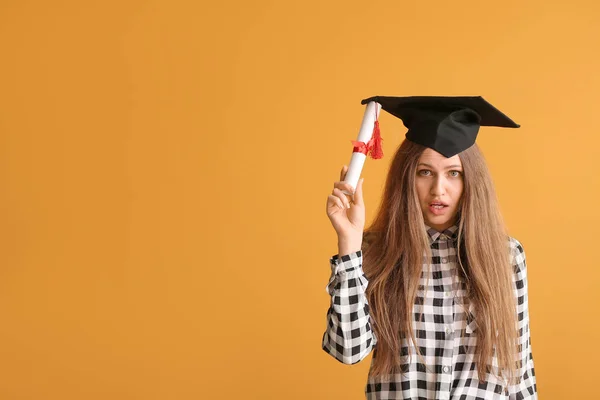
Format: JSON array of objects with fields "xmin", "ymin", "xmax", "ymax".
[{"xmin": 326, "ymin": 165, "xmax": 365, "ymax": 255}]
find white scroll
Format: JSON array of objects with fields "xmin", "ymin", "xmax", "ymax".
[{"xmin": 342, "ymin": 101, "xmax": 382, "ymax": 196}]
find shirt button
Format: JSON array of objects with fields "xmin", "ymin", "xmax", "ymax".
[
  {"xmin": 445, "ymin": 291, "xmax": 451, "ymax": 297},
  {"xmin": 446, "ymin": 327, "xmax": 452, "ymax": 335},
  {"xmin": 442, "ymin": 257, "xmax": 448, "ymax": 263},
  {"xmin": 443, "ymin": 366, "xmax": 450, "ymax": 373}
]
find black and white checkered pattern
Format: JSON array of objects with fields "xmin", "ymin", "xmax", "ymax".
[{"xmin": 322, "ymin": 224, "xmax": 537, "ymax": 399}]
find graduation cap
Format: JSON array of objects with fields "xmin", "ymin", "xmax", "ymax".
[{"xmin": 360, "ymin": 96, "xmax": 520, "ymax": 158}]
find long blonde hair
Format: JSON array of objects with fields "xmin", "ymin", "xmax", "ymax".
[{"xmin": 362, "ymin": 139, "xmax": 519, "ymax": 386}]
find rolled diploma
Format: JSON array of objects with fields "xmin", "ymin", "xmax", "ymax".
[{"xmin": 342, "ymin": 101, "xmax": 382, "ymax": 196}]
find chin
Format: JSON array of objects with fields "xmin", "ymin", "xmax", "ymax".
[
  {"xmin": 423, "ymin": 213, "xmax": 458, "ymax": 228},
  {"xmin": 425, "ymin": 218, "xmax": 451, "ymax": 226}
]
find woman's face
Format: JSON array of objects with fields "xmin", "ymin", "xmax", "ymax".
[{"xmin": 415, "ymin": 148, "xmax": 464, "ymax": 232}]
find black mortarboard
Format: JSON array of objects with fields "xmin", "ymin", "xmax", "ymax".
[{"xmin": 360, "ymin": 96, "xmax": 520, "ymax": 158}]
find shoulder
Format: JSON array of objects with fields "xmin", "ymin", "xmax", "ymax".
[
  {"xmin": 508, "ymin": 236, "xmax": 525, "ymax": 261},
  {"xmin": 508, "ymin": 236, "xmax": 528, "ymax": 280}
]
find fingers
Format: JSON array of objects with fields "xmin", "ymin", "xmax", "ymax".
[
  {"xmin": 333, "ymin": 180, "xmax": 355, "ymax": 196},
  {"xmin": 331, "ymin": 187, "xmax": 351, "ymax": 209},
  {"xmin": 330, "ymin": 166, "xmax": 363, "ymax": 215},
  {"xmin": 334, "ymin": 165, "xmax": 360, "ymax": 207},
  {"xmin": 334, "ymin": 166, "xmax": 354, "ymax": 194},
  {"xmin": 327, "ymin": 194, "xmax": 347, "ymax": 211},
  {"xmin": 353, "ymin": 178, "xmax": 364, "ymax": 207},
  {"xmin": 340, "ymin": 165, "xmax": 348, "ymax": 181}
]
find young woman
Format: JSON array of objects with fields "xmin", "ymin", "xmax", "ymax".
[{"xmin": 322, "ymin": 97, "xmax": 537, "ymax": 399}]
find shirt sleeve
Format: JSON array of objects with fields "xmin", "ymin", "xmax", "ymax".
[
  {"xmin": 321, "ymin": 250, "xmax": 377, "ymax": 365},
  {"xmin": 508, "ymin": 238, "xmax": 538, "ymax": 399}
]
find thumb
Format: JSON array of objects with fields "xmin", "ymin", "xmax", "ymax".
[{"xmin": 353, "ymin": 178, "xmax": 364, "ymax": 207}]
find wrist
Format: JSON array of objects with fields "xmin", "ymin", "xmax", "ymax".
[{"xmin": 337, "ymin": 237, "xmax": 362, "ymax": 257}]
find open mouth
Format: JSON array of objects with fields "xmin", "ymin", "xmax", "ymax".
[
  {"xmin": 430, "ymin": 202, "xmax": 448, "ymax": 209},
  {"xmin": 428, "ymin": 201, "xmax": 450, "ymax": 215}
]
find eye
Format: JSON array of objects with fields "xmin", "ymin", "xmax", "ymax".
[
  {"xmin": 449, "ymin": 170, "xmax": 463, "ymax": 177},
  {"xmin": 418, "ymin": 169, "xmax": 431, "ymax": 176}
]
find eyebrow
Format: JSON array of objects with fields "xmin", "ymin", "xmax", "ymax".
[{"xmin": 418, "ymin": 163, "xmax": 463, "ymax": 169}]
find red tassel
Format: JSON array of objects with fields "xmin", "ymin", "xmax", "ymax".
[
  {"xmin": 350, "ymin": 117, "xmax": 384, "ymax": 159},
  {"xmin": 370, "ymin": 120, "xmax": 383, "ymax": 159}
]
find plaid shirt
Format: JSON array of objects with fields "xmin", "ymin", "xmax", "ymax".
[{"xmin": 322, "ymin": 224, "xmax": 537, "ymax": 399}]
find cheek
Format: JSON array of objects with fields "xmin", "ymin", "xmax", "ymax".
[
  {"xmin": 451, "ymin": 181, "xmax": 465, "ymax": 199},
  {"xmin": 414, "ymin": 181, "xmax": 428, "ymax": 202}
]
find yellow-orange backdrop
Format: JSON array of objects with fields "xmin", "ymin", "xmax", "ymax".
[{"xmin": 0, "ymin": 1, "xmax": 598, "ymax": 399}]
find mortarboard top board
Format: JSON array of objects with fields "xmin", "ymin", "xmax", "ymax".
[{"xmin": 360, "ymin": 96, "xmax": 520, "ymax": 158}]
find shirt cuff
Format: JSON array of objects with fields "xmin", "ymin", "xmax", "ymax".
[
  {"xmin": 330, "ymin": 250, "xmax": 363, "ymax": 276},
  {"xmin": 325, "ymin": 250, "xmax": 364, "ymax": 295}
]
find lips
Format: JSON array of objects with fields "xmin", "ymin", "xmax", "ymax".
[
  {"xmin": 429, "ymin": 202, "xmax": 449, "ymax": 215},
  {"xmin": 430, "ymin": 201, "xmax": 448, "ymax": 207}
]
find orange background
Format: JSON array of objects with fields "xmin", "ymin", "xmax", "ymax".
[{"xmin": 0, "ymin": 1, "xmax": 598, "ymax": 399}]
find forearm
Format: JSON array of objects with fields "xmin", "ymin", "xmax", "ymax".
[{"xmin": 321, "ymin": 250, "xmax": 376, "ymax": 365}]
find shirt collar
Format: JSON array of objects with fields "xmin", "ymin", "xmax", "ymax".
[{"xmin": 424, "ymin": 223, "xmax": 459, "ymax": 244}]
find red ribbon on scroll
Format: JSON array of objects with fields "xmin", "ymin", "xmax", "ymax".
[{"xmin": 351, "ymin": 120, "xmax": 383, "ymax": 159}]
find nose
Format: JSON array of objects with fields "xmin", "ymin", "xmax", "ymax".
[{"xmin": 430, "ymin": 176, "xmax": 446, "ymax": 196}]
